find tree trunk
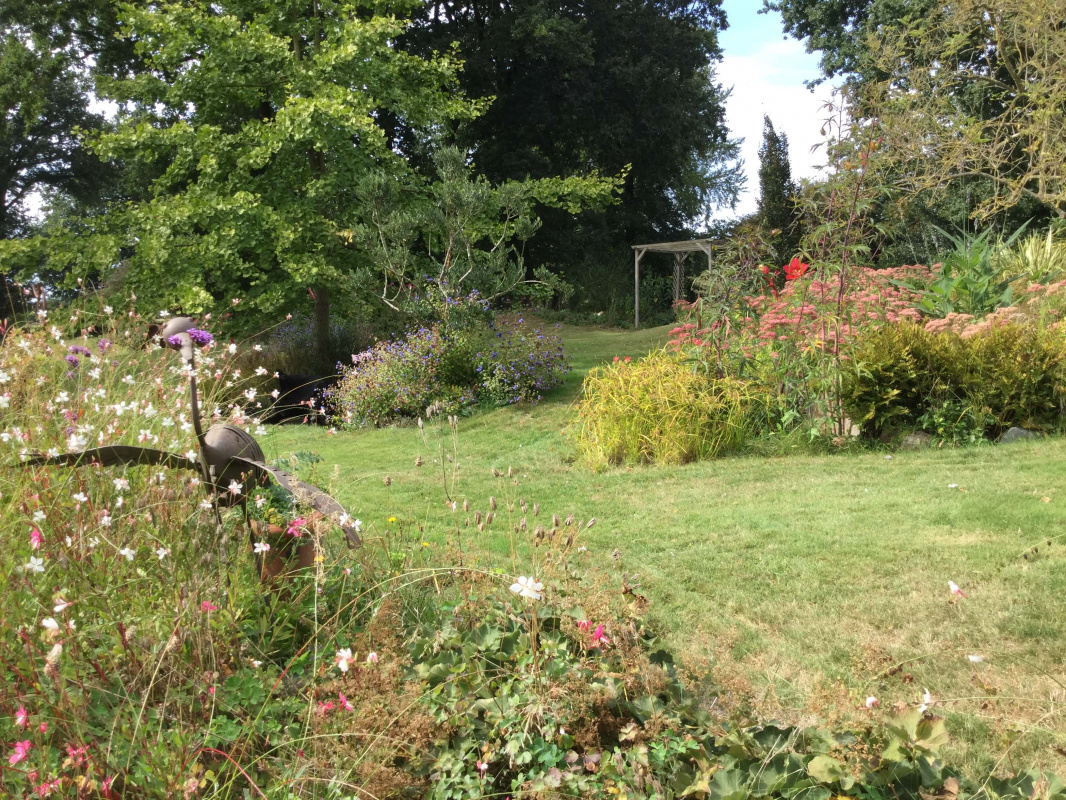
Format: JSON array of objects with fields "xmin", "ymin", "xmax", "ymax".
[{"xmin": 313, "ymin": 283, "xmax": 330, "ymax": 371}]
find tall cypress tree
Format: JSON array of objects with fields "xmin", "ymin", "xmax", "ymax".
[{"xmin": 757, "ymin": 115, "xmax": 798, "ymax": 263}]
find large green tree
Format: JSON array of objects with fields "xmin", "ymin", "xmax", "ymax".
[
  {"xmin": 757, "ymin": 115, "xmax": 798, "ymax": 264},
  {"xmin": 403, "ymin": 0, "xmax": 742, "ymax": 283}
]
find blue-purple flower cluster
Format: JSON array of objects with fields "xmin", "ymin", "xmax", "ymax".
[{"xmin": 333, "ymin": 317, "xmax": 569, "ymax": 426}]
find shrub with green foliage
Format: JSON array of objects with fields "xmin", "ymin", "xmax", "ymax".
[
  {"xmin": 844, "ymin": 321, "xmax": 1066, "ymax": 438},
  {"xmin": 333, "ymin": 315, "xmax": 569, "ymax": 426},
  {"xmin": 576, "ymin": 351, "xmax": 765, "ymax": 467}
]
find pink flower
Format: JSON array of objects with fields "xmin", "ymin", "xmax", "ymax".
[
  {"xmin": 15, "ymin": 705, "xmax": 28, "ymax": 728},
  {"xmin": 30, "ymin": 528, "xmax": 43, "ymax": 550},
  {"xmin": 948, "ymin": 581, "xmax": 968, "ymax": 599},
  {"xmin": 65, "ymin": 744, "xmax": 88, "ymax": 767},
  {"xmin": 366, "ymin": 651, "xmax": 379, "ymax": 664},
  {"xmin": 201, "ymin": 601, "xmax": 218, "ymax": 612},
  {"xmin": 476, "ymin": 760, "xmax": 489, "ymax": 774},
  {"xmin": 865, "ymin": 696, "xmax": 879, "ymax": 709},
  {"xmin": 591, "ymin": 625, "xmax": 611, "ymax": 648},
  {"xmin": 287, "ymin": 517, "xmax": 307, "ymax": 537},
  {"xmin": 317, "ymin": 700, "xmax": 335, "ymax": 715},
  {"xmin": 576, "ymin": 620, "xmax": 592, "ymax": 631},
  {"xmin": 338, "ymin": 692, "xmax": 354, "ymax": 711},
  {"xmin": 39, "ymin": 722, "xmax": 47, "ymax": 733},
  {"xmin": 9, "ymin": 739, "xmax": 32, "ymax": 765}
]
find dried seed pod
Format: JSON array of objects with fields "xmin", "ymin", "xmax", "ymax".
[
  {"xmin": 465, "ymin": 517, "xmax": 470, "ymax": 528},
  {"xmin": 383, "ymin": 475, "xmax": 392, "ymax": 487},
  {"xmin": 533, "ymin": 503, "xmax": 540, "ymax": 517},
  {"xmin": 507, "ymin": 466, "xmax": 513, "ymax": 478},
  {"xmin": 534, "ymin": 525, "xmax": 545, "ymax": 540},
  {"xmin": 612, "ymin": 548, "xmax": 621, "ymax": 560},
  {"xmin": 520, "ymin": 517, "xmax": 527, "ymax": 531},
  {"xmin": 566, "ymin": 531, "xmax": 574, "ymax": 548},
  {"xmin": 507, "ymin": 502, "xmax": 514, "ymax": 513},
  {"xmin": 485, "ymin": 511, "xmax": 494, "ymax": 525},
  {"xmin": 586, "ymin": 517, "xmax": 596, "ymax": 529},
  {"xmin": 548, "ymin": 527, "xmax": 557, "ymax": 542},
  {"xmin": 463, "ymin": 499, "xmax": 469, "ymax": 512},
  {"xmin": 552, "ymin": 514, "xmax": 560, "ymax": 527},
  {"xmin": 489, "ymin": 496, "xmax": 497, "ymax": 511},
  {"xmin": 474, "ymin": 510, "xmax": 482, "ymax": 525},
  {"xmin": 477, "ymin": 522, "xmax": 485, "ymax": 533},
  {"xmin": 492, "ymin": 467, "xmax": 501, "ymax": 477},
  {"xmin": 564, "ymin": 513, "xmax": 574, "ymax": 527},
  {"xmin": 512, "ymin": 478, "xmax": 518, "ymax": 486},
  {"xmin": 415, "ymin": 456, "xmax": 423, "ymax": 467},
  {"xmin": 417, "ymin": 417, "xmax": 424, "ymax": 429}
]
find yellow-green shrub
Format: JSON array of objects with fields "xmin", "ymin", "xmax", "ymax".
[
  {"xmin": 576, "ymin": 351, "xmax": 764, "ymax": 467},
  {"xmin": 843, "ymin": 321, "xmax": 1066, "ymax": 437}
]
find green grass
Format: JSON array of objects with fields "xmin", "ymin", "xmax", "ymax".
[{"xmin": 259, "ymin": 322, "xmax": 1066, "ymax": 779}]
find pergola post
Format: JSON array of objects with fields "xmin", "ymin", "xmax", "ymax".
[
  {"xmin": 634, "ymin": 248, "xmax": 646, "ymax": 329},
  {"xmin": 673, "ymin": 252, "xmax": 689, "ymax": 305}
]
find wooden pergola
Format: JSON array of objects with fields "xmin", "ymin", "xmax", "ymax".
[{"xmin": 632, "ymin": 238, "xmax": 720, "ymax": 328}]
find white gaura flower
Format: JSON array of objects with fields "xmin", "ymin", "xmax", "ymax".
[
  {"xmin": 185, "ymin": 450, "xmax": 198, "ymax": 462},
  {"xmin": 227, "ymin": 480, "xmax": 242, "ymax": 496},
  {"xmin": 255, "ymin": 366, "xmax": 268, "ymax": 376},
  {"xmin": 25, "ymin": 556, "xmax": 45, "ymax": 574},
  {"xmin": 254, "ymin": 495, "xmax": 267, "ymax": 509},
  {"xmin": 509, "ymin": 575, "xmax": 543, "ymax": 601},
  {"xmin": 113, "ymin": 478, "xmax": 129, "ymax": 492},
  {"xmin": 156, "ymin": 547, "xmax": 170, "ymax": 561},
  {"xmin": 253, "ymin": 541, "xmax": 271, "ymax": 555},
  {"xmin": 918, "ymin": 688, "xmax": 933, "ymax": 713},
  {"xmin": 41, "ymin": 617, "xmax": 60, "ymax": 631},
  {"xmin": 228, "ymin": 343, "xmax": 237, "ymax": 355},
  {"xmin": 967, "ymin": 654, "xmax": 984, "ymax": 663},
  {"xmin": 53, "ymin": 599, "xmax": 71, "ymax": 613},
  {"xmin": 948, "ymin": 580, "xmax": 968, "ymax": 599},
  {"xmin": 119, "ymin": 547, "xmax": 136, "ymax": 561},
  {"xmin": 335, "ymin": 648, "xmax": 353, "ymax": 673},
  {"xmin": 33, "ymin": 510, "xmax": 45, "ymax": 522},
  {"xmin": 865, "ymin": 696, "xmax": 879, "ymax": 709},
  {"xmin": 71, "ymin": 492, "xmax": 87, "ymax": 504},
  {"xmin": 244, "ymin": 388, "xmax": 257, "ymax": 402}
]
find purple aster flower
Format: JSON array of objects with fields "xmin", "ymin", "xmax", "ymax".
[
  {"xmin": 98, "ymin": 339, "xmax": 112, "ymax": 353},
  {"xmin": 167, "ymin": 334, "xmax": 185, "ymax": 347},
  {"xmin": 68, "ymin": 345, "xmax": 91, "ymax": 357},
  {"xmin": 187, "ymin": 328, "xmax": 213, "ymax": 346},
  {"xmin": 65, "ymin": 355, "xmax": 79, "ymax": 367}
]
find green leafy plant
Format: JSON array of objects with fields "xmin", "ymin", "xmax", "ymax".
[{"xmin": 898, "ymin": 224, "xmax": 1028, "ymax": 318}]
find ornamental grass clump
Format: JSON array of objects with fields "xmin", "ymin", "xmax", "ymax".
[{"xmin": 576, "ymin": 351, "xmax": 763, "ymax": 467}]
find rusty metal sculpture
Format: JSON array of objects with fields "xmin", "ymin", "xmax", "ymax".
[{"xmin": 20, "ymin": 317, "xmax": 361, "ymax": 563}]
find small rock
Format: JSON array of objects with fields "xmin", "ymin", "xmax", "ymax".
[
  {"xmin": 1000, "ymin": 426, "xmax": 1042, "ymax": 444},
  {"xmin": 900, "ymin": 431, "xmax": 933, "ymax": 451}
]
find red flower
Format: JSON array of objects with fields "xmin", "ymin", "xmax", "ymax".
[
  {"xmin": 783, "ymin": 258, "xmax": 809, "ymax": 281},
  {"xmin": 759, "ymin": 265, "xmax": 770, "ymax": 275}
]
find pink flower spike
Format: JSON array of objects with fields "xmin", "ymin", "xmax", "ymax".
[
  {"xmin": 9, "ymin": 740, "xmax": 31, "ymax": 765},
  {"xmin": 15, "ymin": 705, "xmax": 28, "ymax": 728},
  {"xmin": 338, "ymin": 692, "xmax": 354, "ymax": 711},
  {"xmin": 201, "ymin": 601, "xmax": 219, "ymax": 612},
  {"xmin": 30, "ymin": 528, "xmax": 43, "ymax": 550}
]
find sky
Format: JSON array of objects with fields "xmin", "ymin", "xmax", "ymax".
[{"xmin": 713, "ymin": 0, "xmax": 837, "ymax": 220}]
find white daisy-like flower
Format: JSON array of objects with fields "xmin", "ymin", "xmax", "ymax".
[
  {"xmin": 253, "ymin": 541, "xmax": 271, "ymax": 554},
  {"xmin": 104, "ymin": 305, "xmax": 113, "ymax": 314},
  {"xmin": 335, "ymin": 648, "xmax": 353, "ymax": 673},
  {"xmin": 509, "ymin": 575, "xmax": 543, "ymax": 601},
  {"xmin": 185, "ymin": 449, "xmax": 198, "ymax": 462},
  {"xmin": 25, "ymin": 556, "xmax": 45, "ymax": 574},
  {"xmin": 228, "ymin": 343, "xmax": 237, "ymax": 355},
  {"xmin": 119, "ymin": 547, "xmax": 136, "ymax": 561}
]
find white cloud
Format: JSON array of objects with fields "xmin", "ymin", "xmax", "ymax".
[{"xmin": 714, "ymin": 38, "xmax": 838, "ymax": 220}]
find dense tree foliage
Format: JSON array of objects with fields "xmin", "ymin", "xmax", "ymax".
[
  {"xmin": 404, "ymin": 0, "xmax": 743, "ymax": 278},
  {"xmin": 757, "ymin": 116, "xmax": 798, "ymax": 265}
]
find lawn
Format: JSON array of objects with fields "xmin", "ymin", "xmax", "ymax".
[{"xmin": 260, "ymin": 322, "xmax": 1066, "ymax": 779}]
